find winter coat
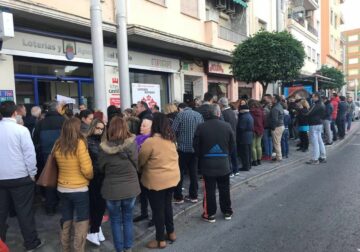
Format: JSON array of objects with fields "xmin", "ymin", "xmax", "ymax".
[
  {"xmin": 307, "ymin": 100, "xmax": 326, "ymax": 126},
  {"xmin": 263, "ymin": 104, "xmax": 272, "ymax": 129},
  {"xmin": 337, "ymin": 101, "xmax": 348, "ymax": 120},
  {"xmin": 236, "ymin": 111, "xmax": 254, "ymax": 145},
  {"xmin": 331, "ymin": 97, "xmax": 340, "ymax": 120},
  {"xmin": 98, "ymin": 136, "xmax": 140, "ymax": 200},
  {"xmin": 193, "ymin": 117, "xmax": 235, "ymax": 177},
  {"xmin": 324, "ymin": 101, "xmax": 333, "ymax": 121},
  {"xmin": 250, "ymin": 107, "xmax": 264, "ymax": 136},
  {"xmin": 87, "ymin": 135, "xmax": 102, "ymax": 175},
  {"xmin": 270, "ymin": 102, "xmax": 284, "ymax": 130},
  {"xmin": 347, "ymin": 101, "xmax": 355, "ymax": 115},
  {"xmin": 222, "ymin": 107, "xmax": 237, "ymax": 136},
  {"xmin": 139, "ymin": 135, "xmax": 180, "ymax": 191},
  {"xmin": 196, "ymin": 103, "xmax": 212, "ymax": 121},
  {"xmin": 297, "ymin": 108, "xmax": 309, "ymax": 126}
]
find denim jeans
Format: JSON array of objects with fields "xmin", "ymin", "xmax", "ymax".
[
  {"xmin": 322, "ymin": 119, "xmax": 333, "ymax": 144},
  {"xmin": 346, "ymin": 113, "xmax": 353, "ymax": 131},
  {"xmin": 106, "ymin": 197, "xmax": 136, "ymax": 252},
  {"xmin": 309, "ymin": 125, "xmax": 326, "ymax": 161},
  {"xmin": 262, "ymin": 129, "xmax": 273, "ymax": 157},
  {"xmin": 281, "ymin": 129, "xmax": 289, "ymax": 157},
  {"xmin": 59, "ymin": 191, "xmax": 89, "ymax": 222}
]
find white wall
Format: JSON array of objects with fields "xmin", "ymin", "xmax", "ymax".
[{"xmin": 0, "ymin": 55, "xmax": 16, "ymax": 102}]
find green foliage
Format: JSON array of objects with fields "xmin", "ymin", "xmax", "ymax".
[
  {"xmin": 232, "ymin": 30, "xmax": 305, "ymax": 93},
  {"xmin": 318, "ymin": 65, "xmax": 346, "ymax": 90}
]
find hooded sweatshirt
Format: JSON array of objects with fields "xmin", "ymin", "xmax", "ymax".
[
  {"xmin": 250, "ymin": 107, "xmax": 265, "ymax": 136},
  {"xmin": 98, "ymin": 135, "xmax": 140, "ymax": 200}
]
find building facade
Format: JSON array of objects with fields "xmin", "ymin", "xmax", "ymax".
[
  {"xmin": 0, "ymin": 0, "xmax": 249, "ymax": 110},
  {"xmin": 343, "ymin": 28, "xmax": 360, "ymax": 92},
  {"xmin": 320, "ymin": 0, "xmax": 344, "ymax": 69}
]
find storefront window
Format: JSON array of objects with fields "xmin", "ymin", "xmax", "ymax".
[
  {"xmin": 208, "ymin": 83, "xmax": 228, "ymax": 101},
  {"xmin": 130, "ymin": 70, "xmax": 169, "ymax": 110}
]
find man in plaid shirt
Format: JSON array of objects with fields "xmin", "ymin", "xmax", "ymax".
[{"xmin": 172, "ymin": 103, "xmax": 204, "ymax": 203}]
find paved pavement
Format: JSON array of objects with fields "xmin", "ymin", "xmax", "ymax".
[
  {"xmin": 135, "ymin": 122, "xmax": 360, "ymax": 252},
  {"xmin": 5, "ymin": 122, "xmax": 359, "ymax": 251}
]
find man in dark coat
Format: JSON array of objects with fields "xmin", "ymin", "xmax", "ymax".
[
  {"xmin": 219, "ymin": 97, "xmax": 239, "ymax": 176},
  {"xmin": 196, "ymin": 92, "xmax": 214, "ymax": 121},
  {"xmin": 193, "ymin": 104, "xmax": 235, "ymax": 223},
  {"xmin": 336, "ymin": 96, "xmax": 348, "ymax": 139},
  {"xmin": 33, "ymin": 100, "xmax": 65, "ymax": 215},
  {"xmin": 237, "ymin": 105, "xmax": 254, "ymax": 171}
]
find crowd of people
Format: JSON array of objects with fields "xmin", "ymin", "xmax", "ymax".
[{"xmin": 0, "ymin": 90, "xmax": 356, "ymax": 252}]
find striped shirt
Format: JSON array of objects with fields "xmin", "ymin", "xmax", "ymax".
[{"xmin": 172, "ymin": 107, "xmax": 204, "ymax": 153}]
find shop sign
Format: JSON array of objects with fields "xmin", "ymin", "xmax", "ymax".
[
  {"xmin": 105, "ymin": 66, "xmax": 121, "ymax": 107},
  {"xmin": 0, "ymin": 12, "xmax": 14, "ymax": 39},
  {"xmin": 0, "ymin": 90, "xmax": 14, "ymax": 102},
  {"xmin": 208, "ymin": 61, "xmax": 232, "ymax": 75},
  {"xmin": 181, "ymin": 60, "xmax": 204, "ymax": 73},
  {"xmin": 132, "ymin": 83, "xmax": 161, "ymax": 109}
]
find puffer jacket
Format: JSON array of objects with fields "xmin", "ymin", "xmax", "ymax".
[{"xmin": 98, "ymin": 136, "xmax": 140, "ymax": 201}]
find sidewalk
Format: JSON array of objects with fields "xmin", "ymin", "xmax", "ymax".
[{"xmin": 5, "ymin": 122, "xmax": 358, "ymax": 252}]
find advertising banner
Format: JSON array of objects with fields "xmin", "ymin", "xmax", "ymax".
[{"xmin": 132, "ymin": 83, "xmax": 161, "ymax": 109}]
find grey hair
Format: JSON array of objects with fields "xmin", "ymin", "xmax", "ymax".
[
  {"xmin": 218, "ymin": 97, "xmax": 229, "ymax": 107},
  {"xmin": 210, "ymin": 104, "xmax": 221, "ymax": 117},
  {"xmin": 31, "ymin": 106, "xmax": 42, "ymax": 118},
  {"xmin": 48, "ymin": 100, "xmax": 60, "ymax": 112}
]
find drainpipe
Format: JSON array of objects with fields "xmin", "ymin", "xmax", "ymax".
[
  {"xmin": 276, "ymin": 0, "xmax": 282, "ymax": 31},
  {"xmin": 115, "ymin": 0, "xmax": 131, "ymax": 110},
  {"xmin": 90, "ymin": 0, "xmax": 107, "ymax": 113}
]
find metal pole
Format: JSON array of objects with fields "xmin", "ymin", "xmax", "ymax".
[
  {"xmin": 116, "ymin": 0, "xmax": 131, "ymax": 110},
  {"xmin": 355, "ymin": 79, "xmax": 359, "ymax": 101},
  {"xmin": 90, "ymin": 0, "xmax": 107, "ymax": 113}
]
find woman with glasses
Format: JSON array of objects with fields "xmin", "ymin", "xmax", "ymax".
[
  {"xmin": 86, "ymin": 119, "xmax": 107, "ymax": 246},
  {"xmin": 98, "ymin": 116, "xmax": 140, "ymax": 252}
]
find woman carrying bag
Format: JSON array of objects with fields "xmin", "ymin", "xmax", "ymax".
[
  {"xmin": 54, "ymin": 117, "xmax": 93, "ymax": 252},
  {"xmin": 98, "ymin": 116, "xmax": 140, "ymax": 252},
  {"xmin": 139, "ymin": 113, "xmax": 180, "ymax": 249}
]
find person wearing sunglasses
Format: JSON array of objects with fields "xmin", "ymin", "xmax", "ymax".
[{"xmin": 86, "ymin": 118, "xmax": 107, "ymax": 246}]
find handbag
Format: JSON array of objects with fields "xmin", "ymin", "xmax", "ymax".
[{"xmin": 36, "ymin": 146, "xmax": 59, "ymax": 188}]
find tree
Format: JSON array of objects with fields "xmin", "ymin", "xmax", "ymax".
[
  {"xmin": 318, "ymin": 65, "xmax": 346, "ymax": 90},
  {"xmin": 232, "ymin": 30, "xmax": 305, "ymax": 94}
]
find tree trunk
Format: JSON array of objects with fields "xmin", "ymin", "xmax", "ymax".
[{"xmin": 260, "ymin": 82, "xmax": 268, "ymax": 97}]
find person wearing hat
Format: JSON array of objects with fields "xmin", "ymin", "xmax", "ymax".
[{"xmin": 236, "ymin": 104, "xmax": 254, "ymax": 171}]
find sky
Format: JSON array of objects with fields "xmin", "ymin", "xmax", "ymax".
[{"xmin": 341, "ymin": 0, "xmax": 360, "ymax": 31}]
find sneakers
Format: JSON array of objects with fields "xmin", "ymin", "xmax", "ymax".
[
  {"xmin": 319, "ymin": 158, "xmax": 327, "ymax": 163},
  {"xmin": 98, "ymin": 227, "xmax": 105, "ymax": 242},
  {"xmin": 234, "ymin": 172, "xmax": 240, "ymax": 176},
  {"xmin": 86, "ymin": 233, "xmax": 100, "ymax": 246},
  {"xmin": 184, "ymin": 196, "xmax": 198, "ymax": 203},
  {"xmin": 173, "ymin": 198, "xmax": 184, "ymax": 204},
  {"xmin": 229, "ymin": 173, "xmax": 235, "ymax": 178},
  {"xmin": 201, "ymin": 213, "xmax": 216, "ymax": 223},
  {"xmin": 306, "ymin": 159, "xmax": 319, "ymax": 165},
  {"xmin": 224, "ymin": 213, "xmax": 232, "ymax": 220},
  {"xmin": 26, "ymin": 239, "xmax": 45, "ymax": 252}
]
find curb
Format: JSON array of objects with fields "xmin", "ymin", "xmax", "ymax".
[{"xmin": 134, "ymin": 122, "xmax": 359, "ymax": 244}]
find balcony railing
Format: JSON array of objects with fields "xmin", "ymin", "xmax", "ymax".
[
  {"xmin": 290, "ymin": 17, "xmax": 318, "ymax": 37},
  {"xmin": 218, "ymin": 26, "xmax": 247, "ymax": 44},
  {"xmin": 307, "ymin": 24, "xmax": 318, "ymax": 37}
]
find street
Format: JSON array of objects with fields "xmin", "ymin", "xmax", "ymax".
[{"xmin": 136, "ymin": 129, "xmax": 360, "ymax": 252}]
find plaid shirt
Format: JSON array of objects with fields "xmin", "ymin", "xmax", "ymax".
[{"xmin": 172, "ymin": 107, "xmax": 204, "ymax": 153}]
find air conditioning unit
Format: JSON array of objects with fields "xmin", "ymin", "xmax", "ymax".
[
  {"xmin": 226, "ymin": 0, "xmax": 236, "ymax": 14},
  {"xmin": 216, "ymin": 0, "xmax": 227, "ymax": 10}
]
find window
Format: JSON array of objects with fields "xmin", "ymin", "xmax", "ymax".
[
  {"xmin": 349, "ymin": 35, "xmax": 359, "ymax": 42},
  {"xmin": 349, "ymin": 58, "xmax": 359, "ymax": 64},
  {"xmin": 330, "ymin": 35, "xmax": 334, "ymax": 52},
  {"xmin": 334, "ymin": 14, "xmax": 338, "ymax": 29},
  {"xmin": 181, "ymin": 0, "xmax": 199, "ymax": 18},
  {"xmin": 330, "ymin": 10, "xmax": 334, "ymax": 25},
  {"xmin": 258, "ymin": 19, "xmax": 267, "ymax": 31},
  {"xmin": 312, "ymin": 49, "xmax": 316, "ymax": 63},
  {"xmin": 349, "ymin": 46, "xmax": 360, "ymax": 53},
  {"xmin": 307, "ymin": 46, "xmax": 311, "ymax": 60},
  {"xmin": 317, "ymin": 53, "xmax": 320, "ymax": 68},
  {"xmin": 147, "ymin": 0, "xmax": 166, "ymax": 5},
  {"xmin": 349, "ymin": 69, "xmax": 359, "ymax": 76}
]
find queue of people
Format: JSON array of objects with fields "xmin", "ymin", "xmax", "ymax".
[{"xmin": 0, "ymin": 90, "xmax": 355, "ymax": 251}]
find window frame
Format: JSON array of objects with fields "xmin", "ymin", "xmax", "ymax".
[{"xmin": 180, "ymin": 0, "xmax": 200, "ymax": 19}]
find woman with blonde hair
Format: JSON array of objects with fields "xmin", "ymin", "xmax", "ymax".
[
  {"xmin": 98, "ymin": 116, "xmax": 140, "ymax": 252},
  {"xmin": 163, "ymin": 103, "xmax": 178, "ymax": 124},
  {"xmin": 54, "ymin": 117, "xmax": 93, "ymax": 252},
  {"xmin": 296, "ymin": 99, "xmax": 310, "ymax": 152}
]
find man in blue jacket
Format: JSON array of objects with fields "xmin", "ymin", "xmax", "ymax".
[{"xmin": 193, "ymin": 104, "xmax": 235, "ymax": 223}]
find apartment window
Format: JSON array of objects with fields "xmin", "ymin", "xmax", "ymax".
[
  {"xmin": 334, "ymin": 14, "xmax": 338, "ymax": 29},
  {"xmin": 349, "ymin": 58, "xmax": 359, "ymax": 64},
  {"xmin": 349, "ymin": 35, "xmax": 359, "ymax": 42},
  {"xmin": 330, "ymin": 10, "xmax": 334, "ymax": 25},
  {"xmin": 307, "ymin": 46, "xmax": 311, "ymax": 60},
  {"xmin": 181, "ymin": 0, "xmax": 199, "ymax": 18},
  {"xmin": 312, "ymin": 49, "xmax": 316, "ymax": 63},
  {"xmin": 258, "ymin": 19, "xmax": 267, "ymax": 31},
  {"xmin": 349, "ymin": 69, "xmax": 359, "ymax": 76},
  {"xmin": 349, "ymin": 46, "xmax": 360, "ymax": 53},
  {"xmin": 317, "ymin": 53, "xmax": 320, "ymax": 68},
  {"xmin": 330, "ymin": 35, "xmax": 334, "ymax": 52},
  {"xmin": 147, "ymin": 0, "xmax": 166, "ymax": 6}
]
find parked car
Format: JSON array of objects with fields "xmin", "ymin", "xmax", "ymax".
[{"xmin": 353, "ymin": 101, "xmax": 360, "ymax": 120}]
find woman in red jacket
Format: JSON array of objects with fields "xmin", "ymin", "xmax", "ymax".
[{"xmin": 249, "ymin": 100, "xmax": 265, "ymax": 166}]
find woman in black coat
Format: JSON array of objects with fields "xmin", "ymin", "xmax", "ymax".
[{"xmin": 86, "ymin": 118, "xmax": 107, "ymax": 246}]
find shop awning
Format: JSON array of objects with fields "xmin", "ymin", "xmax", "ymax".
[{"xmin": 232, "ymin": 0, "xmax": 248, "ymax": 8}]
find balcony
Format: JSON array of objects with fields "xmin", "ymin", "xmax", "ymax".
[
  {"xmin": 289, "ymin": 17, "xmax": 319, "ymax": 37},
  {"xmin": 307, "ymin": 23, "xmax": 318, "ymax": 37},
  {"xmin": 218, "ymin": 26, "xmax": 247, "ymax": 44},
  {"xmin": 302, "ymin": 0, "xmax": 319, "ymax": 11},
  {"xmin": 288, "ymin": 17, "xmax": 319, "ymax": 43}
]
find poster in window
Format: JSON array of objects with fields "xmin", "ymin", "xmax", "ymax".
[{"xmin": 132, "ymin": 83, "xmax": 161, "ymax": 109}]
